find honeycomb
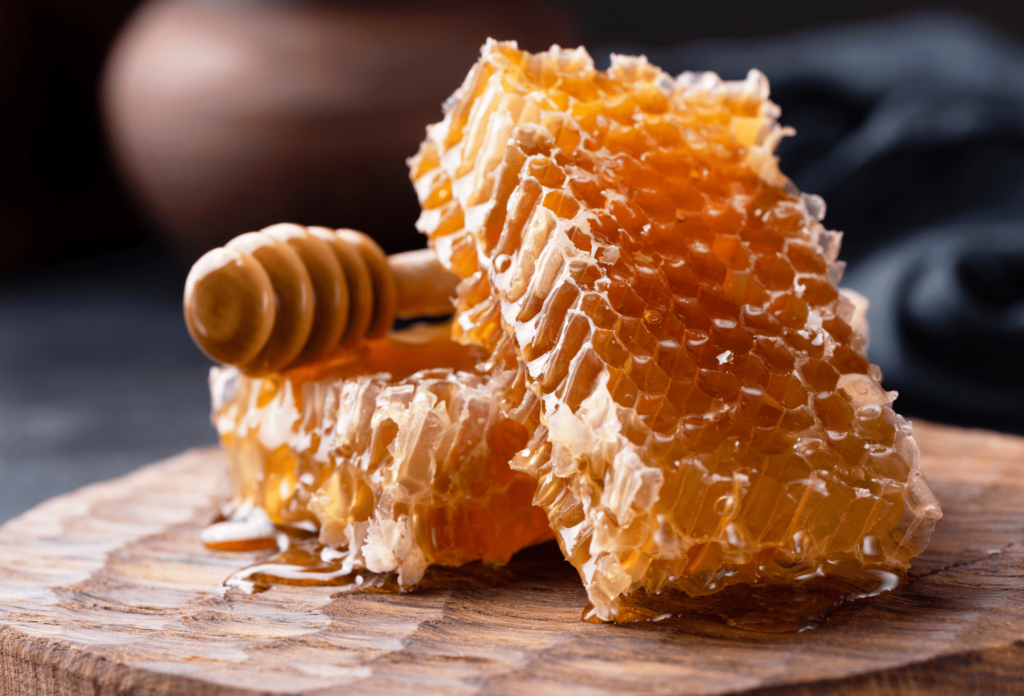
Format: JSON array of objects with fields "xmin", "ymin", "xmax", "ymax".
[
  {"xmin": 207, "ymin": 323, "xmax": 553, "ymax": 586},
  {"xmin": 409, "ymin": 41, "xmax": 943, "ymax": 620}
]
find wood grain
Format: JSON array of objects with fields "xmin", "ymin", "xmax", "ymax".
[{"xmin": 0, "ymin": 421, "xmax": 1022, "ymax": 695}]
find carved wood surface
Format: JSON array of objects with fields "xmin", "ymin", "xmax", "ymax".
[{"xmin": 0, "ymin": 421, "xmax": 1023, "ymax": 694}]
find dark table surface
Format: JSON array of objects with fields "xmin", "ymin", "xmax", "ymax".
[{"xmin": 0, "ymin": 243, "xmax": 217, "ymax": 523}]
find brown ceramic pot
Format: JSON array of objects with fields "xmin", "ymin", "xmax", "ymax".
[{"xmin": 102, "ymin": 0, "xmax": 584, "ymax": 257}]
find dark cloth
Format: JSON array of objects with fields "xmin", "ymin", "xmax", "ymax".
[{"xmin": 603, "ymin": 12, "xmax": 1024, "ymax": 433}]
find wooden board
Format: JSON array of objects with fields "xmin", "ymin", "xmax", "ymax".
[{"xmin": 0, "ymin": 421, "xmax": 1023, "ymax": 695}]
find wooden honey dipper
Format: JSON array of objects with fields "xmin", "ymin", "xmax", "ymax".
[{"xmin": 184, "ymin": 223, "xmax": 459, "ymax": 375}]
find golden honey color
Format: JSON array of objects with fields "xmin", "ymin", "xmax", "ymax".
[
  {"xmin": 409, "ymin": 41, "xmax": 942, "ymax": 620},
  {"xmin": 210, "ymin": 325, "xmax": 553, "ymax": 585}
]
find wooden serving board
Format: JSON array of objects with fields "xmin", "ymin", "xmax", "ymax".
[{"xmin": 0, "ymin": 421, "xmax": 1022, "ymax": 695}]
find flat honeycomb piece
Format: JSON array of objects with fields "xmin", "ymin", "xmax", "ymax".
[
  {"xmin": 211, "ymin": 324, "xmax": 553, "ymax": 585},
  {"xmin": 409, "ymin": 41, "xmax": 942, "ymax": 619}
]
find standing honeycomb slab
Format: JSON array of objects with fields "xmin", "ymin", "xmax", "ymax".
[
  {"xmin": 209, "ymin": 324, "xmax": 553, "ymax": 586},
  {"xmin": 409, "ymin": 41, "xmax": 942, "ymax": 620}
]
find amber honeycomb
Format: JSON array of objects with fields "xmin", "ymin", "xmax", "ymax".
[
  {"xmin": 409, "ymin": 41, "xmax": 943, "ymax": 619},
  {"xmin": 211, "ymin": 324, "xmax": 553, "ymax": 585}
]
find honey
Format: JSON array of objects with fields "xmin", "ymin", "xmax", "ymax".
[
  {"xmin": 221, "ymin": 523, "xmax": 525, "ymax": 596},
  {"xmin": 409, "ymin": 41, "xmax": 942, "ymax": 621},
  {"xmin": 206, "ymin": 323, "xmax": 553, "ymax": 587},
  {"xmin": 197, "ymin": 42, "xmax": 942, "ymax": 625},
  {"xmin": 582, "ymin": 566, "xmax": 902, "ymax": 633}
]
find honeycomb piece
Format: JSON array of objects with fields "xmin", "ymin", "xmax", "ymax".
[
  {"xmin": 209, "ymin": 323, "xmax": 553, "ymax": 586},
  {"xmin": 409, "ymin": 41, "xmax": 942, "ymax": 620}
]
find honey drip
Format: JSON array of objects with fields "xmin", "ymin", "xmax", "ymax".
[
  {"xmin": 218, "ymin": 523, "xmax": 523, "ymax": 596},
  {"xmin": 582, "ymin": 567, "xmax": 903, "ymax": 633},
  {"xmin": 211, "ymin": 516, "xmax": 900, "ymax": 634},
  {"xmin": 408, "ymin": 41, "xmax": 942, "ymax": 621},
  {"xmin": 221, "ymin": 525, "xmax": 385, "ymax": 595}
]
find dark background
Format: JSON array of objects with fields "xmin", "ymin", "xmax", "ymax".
[
  {"xmin": 1, "ymin": 0, "xmax": 1022, "ymax": 522},
  {"xmin": 7, "ymin": 0, "xmax": 1024, "ymax": 275}
]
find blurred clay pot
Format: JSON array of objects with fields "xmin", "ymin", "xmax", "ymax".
[{"xmin": 102, "ymin": 0, "xmax": 583, "ymax": 257}]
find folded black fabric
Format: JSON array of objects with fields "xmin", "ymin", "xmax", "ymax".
[{"xmin": 600, "ymin": 12, "xmax": 1024, "ymax": 433}]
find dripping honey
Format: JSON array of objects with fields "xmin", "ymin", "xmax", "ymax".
[{"xmin": 205, "ymin": 519, "xmax": 905, "ymax": 634}]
